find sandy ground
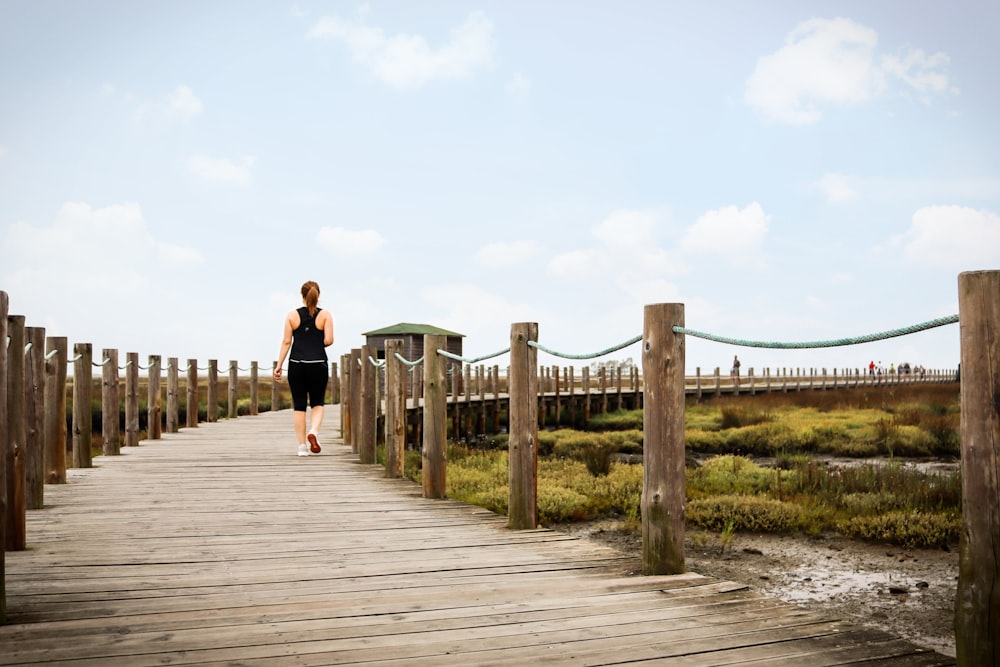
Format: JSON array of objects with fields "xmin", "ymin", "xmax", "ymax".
[{"xmin": 552, "ymin": 521, "xmax": 959, "ymax": 658}]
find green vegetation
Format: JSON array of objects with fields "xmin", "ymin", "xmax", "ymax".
[{"xmin": 418, "ymin": 383, "xmax": 962, "ymax": 549}]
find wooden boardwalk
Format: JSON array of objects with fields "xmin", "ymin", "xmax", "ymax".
[{"xmin": 2, "ymin": 409, "xmax": 954, "ymax": 666}]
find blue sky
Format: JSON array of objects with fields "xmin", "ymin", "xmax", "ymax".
[{"xmin": 2, "ymin": 1, "xmax": 998, "ymax": 375}]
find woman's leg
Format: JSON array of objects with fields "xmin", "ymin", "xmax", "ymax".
[
  {"xmin": 309, "ymin": 405, "xmax": 324, "ymax": 435},
  {"xmin": 293, "ymin": 410, "xmax": 307, "ymax": 444}
]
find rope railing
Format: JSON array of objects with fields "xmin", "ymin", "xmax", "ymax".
[
  {"xmin": 674, "ymin": 315, "xmax": 959, "ymax": 349},
  {"xmin": 527, "ymin": 335, "xmax": 642, "ymax": 360}
]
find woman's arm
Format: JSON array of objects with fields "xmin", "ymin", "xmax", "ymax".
[
  {"xmin": 273, "ymin": 312, "xmax": 295, "ymax": 381},
  {"xmin": 321, "ymin": 310, "xmax": 334, "ymax": 347}
]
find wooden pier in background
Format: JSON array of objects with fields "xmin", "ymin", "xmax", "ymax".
[{"xmin": 1, "ymin": 408, "xmax": 954, "ymax": 666}]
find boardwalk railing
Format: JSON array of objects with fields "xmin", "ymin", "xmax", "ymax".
[
  {"xmin": 342, "ymin": 275, "xmax": 995, "ymax": 665},
  {"xmin": 3, "ymin": 271, "xmax": 998, "ymax": 663}
]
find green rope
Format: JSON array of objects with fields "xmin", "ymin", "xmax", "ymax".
[
  {"xmin": 394, "ymin": 352, "xmax": 423, "ymax": 367},
  {"xmin": 527, "ymin": 335, "xmax": 643, "ymax": 360},
  {"xmin": 437, "ymin": 348, "xmax": 511, "ymax": 364},
  {"xmin": 674, "ymin": 314, "xmax": 958, "ymax": 349}
]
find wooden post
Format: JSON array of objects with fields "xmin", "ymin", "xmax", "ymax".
[
  {"xmin": 72, "ymin": 344, "xmax": 93, "ymax": 467},
  {"xmin": 340, "ymin": 354, "xmax": 349, "ymax": 442},
  {"xmin": 102, "ymin": 348, "xmax": 120, "ymax": 455},
  {"xmin": 206, "ymin": 359, "xmax": 218, "ymax": 423},
  {"xmin": 509, "ymin": 322, "xmax": 539, "ymax": 530},
  {"xmin": 331, "ymin": 361, "xmax": 340, "ymax": 404},
  {"xmin": 166, "ymin": 357, "xmax": 179, "ymax": 433},
  {"xmin": 147, "ymin": 355, "xmax": 162, "ymax": 439},
  {"xmin": 0, "ymin": 292, "xmax": 6, "ymax": 622},
  {"xmin": 359, "ymin": 345, "xmax": 376, "ymax": 465},
  {"xmin": 599, "ymin": 367, "xmax": 608, "ymax": 414},
  {"xmin": 422, "ymin": 335, "xmax": 447, "ymax": 499},
  {"xmin": 228, "ymin": 360, "xmax": 238, "ymax": 418},
  {"xmin": 186, "ymin": 358, "xmax": 198, "ymax": 428},
  {"xmin": 582, "ymin": 366, "xmax": 591, "ymax": 425},
  {"xmin": 44, "ymin": 337, "xmax": 68, "ymax": 483},
  {"xmin": 349, "ymin": 349, "xmax": 361, "ymax": 454},
  {"xmin": 25, "ymin": 327, "xmax": 45, "ymax": 510},
  {"xmin": 270, "ymin": 361, "xmax": 280, "ymax": 412},
  {"xmin": 385, "ymin": 339, "xmax": 405, "ymax": 479},
  {"xmin": 6, "ymin": 315, "xmax": 26, "ymax": 551},
  {"xmin": 955, "ymin": 270, "xmax": 1000, "ymax": 664},
  {"xmin": 642, "ymin": 303, "xmax": 685, "ymax": 575},
  {"xmin": 249, "ymin": 361, "xmax": 259, "ymax": 416},
  {"xmin": 492, "ymin": 364, "xmax": 501, "ymax": 434},
  {"xmin": 125, "ymin": 352, "xmax": 139, "ymax": 447}
]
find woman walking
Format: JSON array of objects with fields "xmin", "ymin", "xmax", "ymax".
[{"xmin": 274, "ymin": 280, "xmax": 334, "ymax": 456}]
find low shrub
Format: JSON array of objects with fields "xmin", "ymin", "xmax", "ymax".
[
  {"xmin": 587, "ymin": 409, "xmax": 643, "ymax": 431},
  {"xmin": 687, "ymin": 495, "xmax": 807, "ymax": 533},
  {"xmin": 838, "ymin": 510, "xmax": 961, "ymax": 548},
  {"xmin": 688, "ymin": 455, "xmax": 779, "ymax": 498}
]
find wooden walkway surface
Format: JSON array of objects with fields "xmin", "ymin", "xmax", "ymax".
[{"xmin": 2, "ymin": 408, "xmax": 955, "ymax": 666}]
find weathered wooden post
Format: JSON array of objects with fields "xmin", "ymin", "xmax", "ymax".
[
  {"xmin": 331, "ymin": 361, "xmax": 340, "ymax": 405},
  {"xmin": 270, "ymin": 361, "xmax": 280, "ymax": 413},
  {"xmin": 422, "ymin": 335, "xmax": 447, "ymax": 499},
  {"xmin": 6, "ymin": 315, "xmax": 26, "ymax": 551},
  {"xmin": 72, "ymin": 344, "xmax": 93, "ymax": 467},
  {"xmin": 147, "ymin": 355, "xmax": 162, "ymax": 439},
  {"xmin": 166, "ymin": 357, "xmax": 179, "ymax": 433},
  {"xmin": 44, "ymin": 336, "xmax": 68, "ymax": 483},
  {"xmin": 492, "ymin": 364, "xmax": 501, "ymax": 434},
  {"xmin": 642, "ymin": 303, "xmax": 686, "ymax": 575},
  {"xmin": 125, "ymin": 352, "xmax": 139, "ymax": 447},
  {"xmin": 206, "ymin": 359, "xmax": 218, "ymax": 423},
  {"xmin": 228, "ymin": 360, "xmax": 238, "ymax": 418},
  {"xmin": 384, "ymin": 339, "xmax": 405, "ymax": 479},
  {"xmin": 0, "ymin": 292, "xmax": 6, "ymax": 622},
  {"xmin": 349, "ymin": 348, "xmax": 361, "ymax": 454},
  {"xmin": 955, "ymin": 270, "xmax": 1000, "ymax": 664},
  {"xmin": 101, "ymin": 348, "xmax": 120, "ymax": 455},
  {"xmin": 186, "ymin": 358, "xmax": 198, "ymax": 428},
  {"xmin": 340, "ymin": 354, "xmax": 349, "ymax": 442},
  {"xmin": 582, "ymin": 366, "xmax": 591, "ymax": 425},
  {"xmin": 509, "ymin": 322, "xmax": 539, "ymax": 530},
  {"xmin": 599, "ymin": 367, "xmax": 608, "ymax": 414},
  {"xmin": 24, "ymin": 327, "xmax": 45, "ymax": 510},
  {"xmin": 359, "ymin": 345, "xmax": 376, "ymax": 465},
  {"xmin": 249, "ymin": 361, "xmax": 259, "ymax": 416}
]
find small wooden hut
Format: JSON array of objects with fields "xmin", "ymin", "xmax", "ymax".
[{"xmin": 363, "ymin": 323, "xmax": 465, "ymax": 362}]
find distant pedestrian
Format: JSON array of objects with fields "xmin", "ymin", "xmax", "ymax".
[
  {"xmin": 731, "ymin": 355, "xmax": 741, "ymax": 387},
  {"xmin": 868, "ymin": 360, "xmax": 875, "ymax": 376},
  {"xmin": 274, "ymin": 280, "xmax": 335, "ymax": 457}
]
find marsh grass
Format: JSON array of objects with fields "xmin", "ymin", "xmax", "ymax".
[{"xmin": 441, "ymin": 383, "xmax": 962, "ymax": 548}]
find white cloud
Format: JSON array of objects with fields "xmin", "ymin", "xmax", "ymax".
[
  {"xmin": 812, "ymin": 172, "xmax": 859, "ymax": 203},
  {"xmin": 157, "ymin": 241, "xmax": 205, "ymax": 266},
  {"xmin": 166, "ymin": 85, "xmax": 204, "ymax": 122},
  {"xmin": 745, "ymin": 17, "xmax": 952, "ymax": 124},
  {"xmin": 547, "ymin": 209, "xmax": 682, "ymax": 283},
  {"xmin": 1, "ymin": 202, "xmax": 203, "ymax": 319},
  {"xmin": 880, "ymin": 49, "xmax": 954, "ymax": 98},
  {"xmin": 680, "ymin": 202, "xmax": 770, "ymax": 265},
  {"xmin": 187, "ymin": 154, "xmax": 255, "ymax": 185},
  {"xmin": 307, "ymin": 9, "xmax": 495, "ymax": 89},
  {"xmin": 474, "ymin": 240, "xmax": 541, "ymax": 268},
  {"xmin": 897, "ymin": 205, "xmax": 1000, "ymax": 268},
  {"xmin": 316, "ymin": 226, "xmax": 386, "ymax": 259},
  {"xmin": 547, "ymin": 249, "xmax": 595, "ymax": 280},
  {"xmin": 504, "ymin": 72, "xmax": 531, "ymax": 98},
  {"xmin": 419, "ymin": 283, "xmax": 545, "ymax": 354}
]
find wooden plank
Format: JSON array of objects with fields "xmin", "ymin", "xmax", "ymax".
[{"xmin": 0, "ymin": 408, "xmax": 954, "ymax": 666}]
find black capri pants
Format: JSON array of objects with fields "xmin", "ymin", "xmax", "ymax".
[{"xmin": 288, "ymin": 361, "xmax": 329, "ymax": 411}]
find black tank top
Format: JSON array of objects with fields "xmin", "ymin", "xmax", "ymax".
[{"xmin": 290, "ymin": 307, "xmax": 327, "ymax": 363}]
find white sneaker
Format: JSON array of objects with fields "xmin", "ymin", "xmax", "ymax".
[
  {"xmin": 297, "ymin": 444, "xmax": 309, "ymax": 457},
  {"xmin": 307, "ymin": 432, "xmax": 321, "ymax": 454}
]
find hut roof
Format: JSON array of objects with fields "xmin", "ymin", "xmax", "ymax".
[{"xmin": 363, "ymin": 322, "xmax": 465, "ymax": 338}]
